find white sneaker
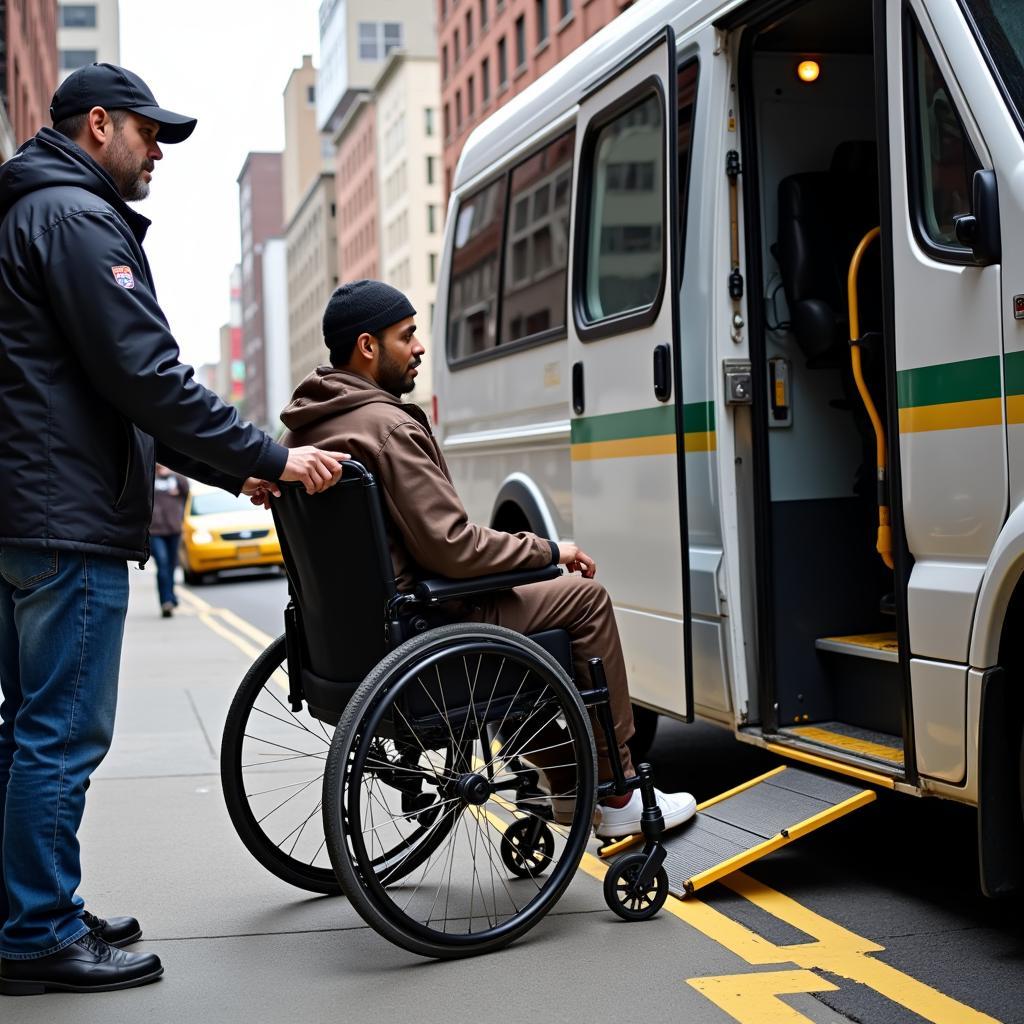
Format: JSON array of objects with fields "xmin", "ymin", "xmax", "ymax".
[{"xmin": 594, "ymin": 787, "xmax": 697, "ymax": 839}]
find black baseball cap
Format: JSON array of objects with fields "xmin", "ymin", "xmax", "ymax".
[{"xmin": 49, "ymin": 63, "xmax": 197, "ymax": 144}]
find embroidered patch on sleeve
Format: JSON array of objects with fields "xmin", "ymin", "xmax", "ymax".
[{"xmin": 111, "ymin": 265, "xmax": 135, "ymax": 289}]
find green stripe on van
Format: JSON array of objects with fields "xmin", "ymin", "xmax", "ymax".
[
  {"xmin": 570, "ymin": 402, "xmax": 715, "ymax": 444},
  {"xmin": 1003, "ymin": 351, "xmax": 1024, "ymax": 397},
  {"xmin": 896, "ymin": 355, "xmax": 1001, "ymax": 409}
]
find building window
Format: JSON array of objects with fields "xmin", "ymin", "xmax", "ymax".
[
  {"xmin": 497, "ymin": 37, "xmax": 508, "ymax": 87},
  {"xmin": 358, "ymin": 21, "xmax": 403, "ymax": 60},
  {"xmin": 60, "ymin": 4, "xmax": 97, "ymax": 28},
  {"xmin": 444, "ymin": 103, "xmax": 451, "ymax": 139},
  {"xmin": 559, "ymin": 0, "xmax": 572, "ymax": 20},
  {"xmin": 306, "ymin": 84, "xmax": 316, "ymax": 104},
  {"xmin": 515, "ymin": 16, "xmax": 526, "ymax": 69},
  {"xmin": 467, "ymin": 74, "xmax": 475, "ymax": 117},
  {"xmin": 454, "ymin": 28, "xmax": 461, "ymax": 64},
  {"xmin": 442, "ymin": 44, "xmax": 449, "ymax": 80},
  {"xmin": 481, "ymin": 57, "xmax": 491, "ymax": 103},
  {"xmin": 428, "ymin": 204, "xmax": 438, "ymax": 233},
  {"xmin": 427, "ymin": 155, "xmax": 437, "ymax": 185},
  {"xmin": 60, "ymin": 48, "xmax": 98, "ymax": 71},
  {"xmin": 456, "ymin": 90, "xmax": 463, "ymax": 130},
  {"xmin": 429, "ymin": 252, "xmax": 438, "ymax": 284},
  {"xmin": 466, "ymin": 10, "xmax": 473, "ymax": 48},
  {"xmin": 480, "ymin": 0, "xmax": 488, "ymax": 29},
  {"xmin": 425, "ymin": 107, "xmax": 435, "ymax": 137},
  {"xmin": 536, "ymin": 0, "xmax": 549, "ymax": 45}
]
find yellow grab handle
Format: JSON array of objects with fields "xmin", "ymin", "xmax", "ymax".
[{"xmin": 847, "ymin": 226, "xmax": 893, "ymax": 571}]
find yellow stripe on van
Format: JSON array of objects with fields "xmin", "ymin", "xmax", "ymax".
[
  {"xmin": 897, "ymin": 397, "xmax": 1002, "ymax": 434},
  {"xmin": 570, "ymin": 431, "xmax": 716, "ymax": 461},
  {"xmin": 1005, "ymin": 394, "xmax": 1024, "ymax": 425}
]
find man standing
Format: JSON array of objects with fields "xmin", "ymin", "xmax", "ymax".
[
  {"xmin": 151, "ymin": 465, "xmax": 189, "ymax": 617},
  {"xmin": 0, "ymin": 64, "xmax": 346, "ymax": 995}
]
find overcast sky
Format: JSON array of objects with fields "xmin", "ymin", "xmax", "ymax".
[{"xmin": 120, "ymin": 0, "xmax": 321, "ymax": 369}]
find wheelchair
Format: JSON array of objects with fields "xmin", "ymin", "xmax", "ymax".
[{"xmin": 220, "ymin": 461, "xmax": 670, "ymax": 958}]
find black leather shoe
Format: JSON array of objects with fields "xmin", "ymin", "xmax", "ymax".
[
  {"xmin": 82, "ymin": 909, "xmax": 142, "ymax": 947},
  {"xmin": 0, "ymin": 931, "xmax": 162, "ymax": 995}
]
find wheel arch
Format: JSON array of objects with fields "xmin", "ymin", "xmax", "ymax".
[{"xmin": 490, "ymin": 473, "xmax": 560, "ymax": 540}]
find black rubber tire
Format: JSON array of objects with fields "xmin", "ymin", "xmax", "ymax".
[
  {"xmin": 221, "ymin": 636, "xmax": 341, "ymax": 894},
  {"xmin": 500, "ymin": 818, "xmax": 555, "ymax": 878},
  {"xmin": 627, "ymin": 704, "xmax": 659, "ymax": 761},
  {"xmin": 183, "ymin": 566, "xmax": 203, "ymax": 586},
  {"xmin": 603, "ymin": 852, "xmax": 669, "ymax": 921},
  {"xmin": 324, "ymin": 622, "xmax": 597, "ymax": 959}
]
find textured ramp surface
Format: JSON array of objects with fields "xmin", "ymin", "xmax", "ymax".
[{"xmin": 661, "ymin": 767, "xmax": 871, "ymax": 895}]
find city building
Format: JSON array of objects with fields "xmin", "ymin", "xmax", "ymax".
[
  {"xmin": 316, "ymin": 0, "xmax": 437, "ymax": 139},
  {"xmin": 283, "ymin": 56, "xmax": 338, "ymax": 390},
  {"xmin": 57, "ymin": 1, "xmax": 119, "ymax": 83},
  {"xmin": 334, "ymin": 95, "xmax": 379, "ymax": 283},
  {"xmin": 218, "ymin": 264, "xmax": 244, "ymax": 407},
  {"xmin": 375, "ymin": 52, "xmax": 441, "ymax": 412},
  {"xmin": 2, "ymin": 0, "xmax": 58, "ymax": 156},
  {"xmin": 438, "ymin": 0, "xmax": 634, "ymax": 197},
  {"xmin": 237, "ymin": 152, "xmax": 284, "ymax": 430},
  {"xmin": 261, "ymin": 237, "xmax": 291, "ymax": 432}
]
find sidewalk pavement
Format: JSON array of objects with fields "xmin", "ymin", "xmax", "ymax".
[{"xmin": 3, "ymin": 567, "xmax": 833, "ymax": 1024}]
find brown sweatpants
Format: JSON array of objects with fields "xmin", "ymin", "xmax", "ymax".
[{"xmin": 468, "ymin": 573, "xmax": 636, "ymax": 782}]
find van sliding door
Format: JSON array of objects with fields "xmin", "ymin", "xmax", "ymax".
[{"xmin": 567, "ymin": 27, "xmax": 694, "ymax": 720}]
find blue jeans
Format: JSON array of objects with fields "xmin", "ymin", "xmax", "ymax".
[
  {"xmin": 0, "ymin": 548, "xmax": 128, "ymax": 959},
  {"xmin": 150, "ymin": 533, "xmax": 180, "ymax": 607}
]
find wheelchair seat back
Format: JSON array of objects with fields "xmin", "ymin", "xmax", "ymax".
[{"xmin": 271, "ymin": 462, "xmax": 397, "ymax": 721}]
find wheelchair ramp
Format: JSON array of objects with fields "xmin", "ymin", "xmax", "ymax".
[{"xmin": 599, "ymin": 766, "xmax": 875, "ymax": 896}]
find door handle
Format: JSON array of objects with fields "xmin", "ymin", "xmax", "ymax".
[
  {"xmin": 653, "ymin": 344, "xmax": 671, "ymax": 402},
  {"xmin": 572, "ymin": 361, "xmax": 585, "ymax": 415}
]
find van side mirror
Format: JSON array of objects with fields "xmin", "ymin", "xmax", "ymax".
[{"xmin": 953, "ymin": 169, "xmax": 1000, "ymax": 266}]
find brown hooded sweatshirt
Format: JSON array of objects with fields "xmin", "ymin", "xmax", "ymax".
[{"xmin": 280, "ymin": 367, "xmax": 558, "ymax": 591}]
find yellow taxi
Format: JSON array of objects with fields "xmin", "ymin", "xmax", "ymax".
[{"xmin": 179, "ymin": 483, "xmax": 282, "ymax": 584}]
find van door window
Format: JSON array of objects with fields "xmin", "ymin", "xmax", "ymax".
[
  {"xmin": 908, "ymin": 20, "xmax": 981, "ymax": 254},
  {"xmin": 502, "ymin": 130, "xmax": 575, "ymax": 345},
  {"xmin": 580, "ymin": 92, "xmax": 664, "ymax": 322},
  {"xmin": 447, "ymin": 176, "xmax": 508, "ymax": 362},
  {"xmin": 962, "ymin": 1, "xmax": 1024, "ymax": 135}
]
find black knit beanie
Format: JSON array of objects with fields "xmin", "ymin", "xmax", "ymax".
[{"xmin": 323, "ymin": 280, "xmax": 417, "ymax": 363}]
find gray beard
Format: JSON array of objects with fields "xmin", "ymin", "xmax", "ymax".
[{"xmin": 103, "ymin": 132, "xmax": 150, "ymax": 202}]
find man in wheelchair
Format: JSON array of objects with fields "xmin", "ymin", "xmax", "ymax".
[{"xmin": 277, "ymin": 280, "xmax": 696, "ymax": 842}]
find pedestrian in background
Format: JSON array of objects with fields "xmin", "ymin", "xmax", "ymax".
[
  {"xmin": 0, "ymin": 63, "xmax": 347, "ymax": 997},
  {"xmin": 151, "ymin": 465, "xmax": 189, "ymax": 618}
]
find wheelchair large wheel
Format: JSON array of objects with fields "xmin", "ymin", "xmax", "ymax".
[
  {"xmin": 324, "ymin": 623, "xmax": 598, "ymax": 959},
  {"xmin": 222, "ymin": 636, "xmax": 459, "ymax": 895}
]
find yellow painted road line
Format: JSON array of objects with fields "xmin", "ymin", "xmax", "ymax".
[
  {"xmin": 688, "ymin": 969, "xmax": 839, "ymax": 1024},
  {"xmin": 789, "ymin": 725, "xmax": 902, "ymax": 763},
  {"xmin": 898, "ymin": 397, "xmax": 1002, "ymax": 433}
]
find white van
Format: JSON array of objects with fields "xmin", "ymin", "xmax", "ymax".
[{"xmin": 433, "ymin": 0, "xmax": 1024, "ymax": 894}]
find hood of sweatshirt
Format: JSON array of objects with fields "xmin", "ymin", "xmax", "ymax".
[
  {"xmin": 280, "ymin": 366, "xmax": 410, "ymax": 432},
  {"xmin": 0, "ymin": 127, "xmax": 150, "ymax": 242}
]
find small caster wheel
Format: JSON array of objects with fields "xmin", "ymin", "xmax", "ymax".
[
  {"xmin": 501, "ymin": 817, "xmax": 555, "ymax": 878},
  {"xmin": 603, "ymin": 852, "xmax": 669, "ymax": 921}
]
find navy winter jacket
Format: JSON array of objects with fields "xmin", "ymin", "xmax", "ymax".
[{"xmin": 0, "ymin": 128, "xmax": 287, "ymax": 562}]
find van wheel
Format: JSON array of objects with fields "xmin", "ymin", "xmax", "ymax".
[
  {"xmin": 183, "ymin": 568, "xmax": 204, "ymax": 586},
  {"xmin": 627, "ymin": 705, "xmax": 659, "ymax": 761}
]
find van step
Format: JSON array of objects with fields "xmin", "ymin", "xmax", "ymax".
[
  {"xmin": 598, "ymin": 766, "xmax": 875, "ymax": 896},
  {"xmin": 781, "ymin": 721, "xmax": 903, "ymax": 766},
  {"xmin": 815, "ymin": 631, "xmax": 898, "ymax": 662}
]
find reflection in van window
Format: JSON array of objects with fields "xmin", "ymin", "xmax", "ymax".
[
  {"xmin": 912, "ymin": 26, "xmax": 980, "ymax": 247},
  {"xmin": 447, "ymin": 177, "xmax": 508, "ymax": 360},
  {"xmin": 583, "ymin": 93, "xmax": 663, "ymax": 321},
  {"xmin": 502, "ymin": 130, "xmax": 575, "ymax": 345},
  {"xmin": 964, "ymin": 1, "xmax": 1024, "ymax": 132}
]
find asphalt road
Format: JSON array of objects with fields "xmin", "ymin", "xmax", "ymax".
[{"xmin": 185, "ymin": 570, "xmax": 1024, "ymax": 1024}]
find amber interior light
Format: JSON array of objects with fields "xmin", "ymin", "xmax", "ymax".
[{"xmin": 797, "ymin": 60, "xmax": 821, "ymax": 83}]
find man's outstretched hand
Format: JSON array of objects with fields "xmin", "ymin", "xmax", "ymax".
[
  {"xmin": 558, "ymin": 541, "xmax": 596, "ymax": 578},
  {"xmin": 242, "ymin": 447, "xmax": 349, "ymax": 508}
]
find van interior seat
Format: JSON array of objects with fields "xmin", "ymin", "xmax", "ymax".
[{"xmin": 773, "ymin": 140, "xmax": 882, "ymax": 364}]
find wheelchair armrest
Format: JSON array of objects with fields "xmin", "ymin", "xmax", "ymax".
[{"xmin": 413, "ymin": 564, "xmax": 562, "ymax": 604}]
